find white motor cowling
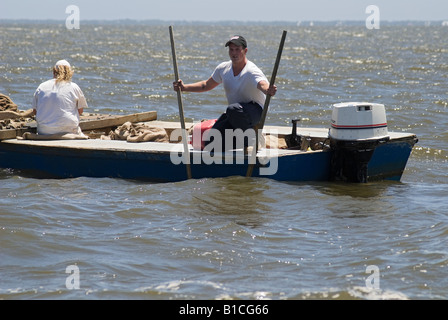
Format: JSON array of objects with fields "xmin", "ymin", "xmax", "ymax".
[
  {"xmin": 329, "ymin": 102, "xmax": 389, "ymax": 141},
  {"xmin": 329, "ymin": 102, "xmax": 390, "ymax": 183}
]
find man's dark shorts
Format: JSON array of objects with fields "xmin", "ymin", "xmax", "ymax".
[{"xmin": 206, "ymin": 102, "xmax": 262, "ymax": 150}]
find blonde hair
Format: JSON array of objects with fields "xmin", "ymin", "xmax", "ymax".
[{"xmin": 53, "ymin": 65, "xmax": 74, "ymax": 82}]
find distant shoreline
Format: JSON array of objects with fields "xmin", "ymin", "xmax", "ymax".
[{"xmin": 1, "ymin": 19, "xmax": 448, "ymax": 26}]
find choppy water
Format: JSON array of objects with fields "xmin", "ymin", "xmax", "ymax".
[{"xmin": 0, "ymin": 21, "xmax": 447, "ymax": 300}]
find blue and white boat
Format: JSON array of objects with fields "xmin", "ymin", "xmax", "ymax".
[{"xmin": 0, "ymin": 102, "xmax": 418, "ymax": 183}]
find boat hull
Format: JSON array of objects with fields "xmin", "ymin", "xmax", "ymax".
[{"xmin": 0, "ymin": 133, "xmax": 417, "ymax": 183}]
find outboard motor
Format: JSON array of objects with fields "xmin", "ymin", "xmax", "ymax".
[{"xmin": 329, "ymin": 102, "xmax": 390, "ymax": 182}]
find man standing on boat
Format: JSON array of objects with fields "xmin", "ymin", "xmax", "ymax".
[
  {"xmin": 173, "ymin": 35, "xmax": 277, "ymax": 149},
  {"xmin": 32, "ymin": 60, "xmax": 87, "ymax": 136}
]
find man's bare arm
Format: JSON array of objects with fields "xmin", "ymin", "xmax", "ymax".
[
  {"xmin": 257, "ymin": 80, "xmax": 277, "ymax": 96},
  {"xmin": 173, "ymin": 77, "xmax": 219, "ymax": 93}
]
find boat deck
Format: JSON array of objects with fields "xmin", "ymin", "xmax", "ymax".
[
  {"xmin": 145, "ymin": 120, "xmax": 414, "ymax": 140},
  {"xmin": 1, "ymin": 136, "xmax": 315, "ymax": 160},
  {"xmin": 1, "ymin": 121, "xmax": 415, "ymax": 155}
]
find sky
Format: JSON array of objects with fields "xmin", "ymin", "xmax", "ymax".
[{"xmin": 1, "ymin": 0, "xmax": 447, "ymax": 22}]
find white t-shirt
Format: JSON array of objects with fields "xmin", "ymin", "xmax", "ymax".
[
  {"xmin": 33, "ymin": 79, "xmax": 88, "ymax": 135},
  {"xmin": 211, "ymin": 60, "xmax": 268, "ymax": 107}
]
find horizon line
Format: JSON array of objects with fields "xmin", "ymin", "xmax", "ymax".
[{"xmin": 1, "ymin": 18, "xmax": 447, "ymax": 24}]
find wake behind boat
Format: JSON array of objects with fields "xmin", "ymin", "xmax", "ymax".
[{"xmin": 0, "ymin": 102, "xmax": 418, "ymax": 183}]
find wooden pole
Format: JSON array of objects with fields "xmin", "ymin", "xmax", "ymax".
[
  {"xmin": 246, "ymin": 30, "xmax": 287, "ymax": 177},
  {"xmin": 169, "ymin": 26, "xmax": 192, "ymax": 179}
]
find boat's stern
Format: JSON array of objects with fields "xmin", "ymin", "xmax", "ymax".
[{"xmin": 328, "ymin": 102, "xmax": 416, "ymax": 182}]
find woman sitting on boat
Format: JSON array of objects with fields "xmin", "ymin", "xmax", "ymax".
[{"xmin": 32, "ymin": 60, "xmax": 88, "ymax": 136}]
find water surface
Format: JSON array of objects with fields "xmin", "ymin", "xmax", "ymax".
[{"xmin": 0, "ymin": 21, "xmax": 447, "ymax": 300}]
